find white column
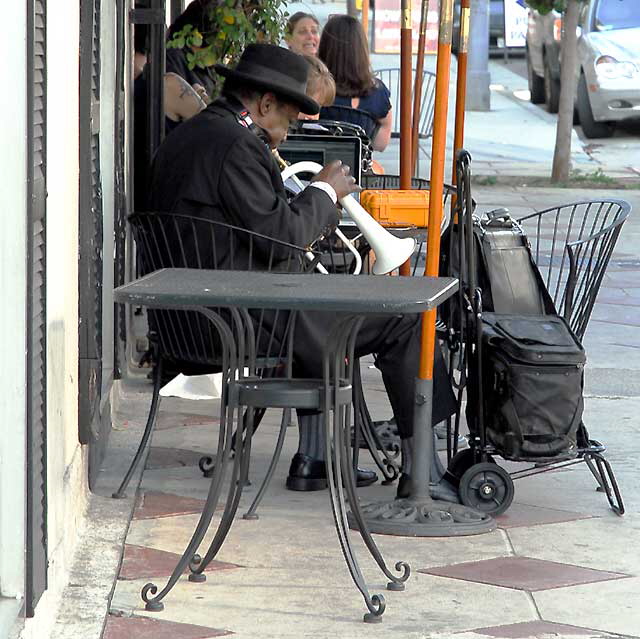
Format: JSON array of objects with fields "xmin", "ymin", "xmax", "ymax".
[{"xmin": 466, "ymin": 0, "xmax": 491, "ymax": 111}]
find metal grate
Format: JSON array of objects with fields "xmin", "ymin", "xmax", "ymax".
[
  {"xmin": 25, "ymin": 0, "xmax": 48, "ymax": 616},
  {"xmin": 78, "ymin": 0, "xmax": 104, "ymax": 447}
]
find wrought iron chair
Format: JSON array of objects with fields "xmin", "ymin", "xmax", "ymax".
[
  {"xmin": 117, "ymin": 211, "xmax": 409, "ymax": 620},
  {"xmin": 112, "ymin": 212, "xmax": 317, "ymax": 500},
  {"xmin": 516, "ymin": 199, "xmax": 630, "ymax": 514},
  {"xmin": 518, "ymin": 200, "xmax": 630, "ymax": 341},
  {"xmin": 319, "ymin": 104, "xmax": 381, "ymax": 146},
  {"xmin": 374, "ymin": 67, "xmax": 437, "ymax": 170}
]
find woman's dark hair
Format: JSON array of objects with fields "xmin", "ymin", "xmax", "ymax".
[
  {"xmin": 286, "ymin": 12, "xmax": 320, "ymax": 35},
  {"xmin": 167, "ymin": 0, "xmax": 209, "ymax": 40},
  {"xmin": 318, "ymin": 14, "xmax": 374, "ymax": 97}
]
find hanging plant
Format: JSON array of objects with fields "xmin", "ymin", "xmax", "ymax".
[{"xmin": 167, "ymin": 0, "xmax": 289, "ymax": 74}]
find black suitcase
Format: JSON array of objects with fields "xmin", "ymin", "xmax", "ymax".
[{"xmin": 481, "ymin": 313, "xmax": 586, "ymax": 461}]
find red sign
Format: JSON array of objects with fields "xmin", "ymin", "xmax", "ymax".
[{"xmin": 373, "ymin": 0, "xmax": 440, "ymax": 54}]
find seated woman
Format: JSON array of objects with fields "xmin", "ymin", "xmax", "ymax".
[
  {"xmin": 318, "ymin": 15, "xmax": 392, "ymax": 152},
  {"xmin": 285, "ymin": 12, "xmax": 321, "ymax": 57}
]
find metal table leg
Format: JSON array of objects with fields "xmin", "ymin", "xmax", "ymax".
[
  {"xmin": 323, "ymin": 316, "xmax": 410, "ymax": 623},
  {"xmin": 141, "ymin": 309, "xmax": 240, "ymax": 611}
]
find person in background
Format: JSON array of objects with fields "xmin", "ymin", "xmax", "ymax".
[
  {"xmin": 133, "ymin": 20, "xmax": 207, "ymax": 211},
  {"xmin": 165, "ymin": 0, "xmax": 216, "ymax": 97},
  {"xmin": 299, "ymin": 55, "xmax": 335, "ymax": 120},
  {"xmin": 285, "ymin": 12, "xmax": 321, "ymax": 57},
  {"xmin": 318, "ymin": 14, "xmax": 392, "ymax": 152}
]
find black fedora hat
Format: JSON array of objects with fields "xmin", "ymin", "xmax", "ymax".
[{"xmin": 215, "ymin": 43, "xmax": 320, "ymax": 115}]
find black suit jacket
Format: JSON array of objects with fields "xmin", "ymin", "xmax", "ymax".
[{"xmin": 148, "ymin": 99, "xmax": 339, "ymax": 271}]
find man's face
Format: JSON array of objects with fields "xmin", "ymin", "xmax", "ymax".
[{"xmin": 251, "ymin": 93, "xmax": 300, "ymax": 148}]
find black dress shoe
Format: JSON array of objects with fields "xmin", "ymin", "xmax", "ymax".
[{"xmin": 286, "ymin": 453, "xmax": 378, "ymax": 491}]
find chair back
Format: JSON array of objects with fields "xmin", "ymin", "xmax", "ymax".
[
  {"xmin": 373, "ymin": 68, "xmax": 437, "ymax": 140},
  {"xmin": 518, "ymin": 200, "xmax": 630, "ymax": 340},
  {"xmin": 129, "ymin": 212, "xmax": 316, "ymax": 370},
  {"xmin": 319, "ymin": 105, "xmax": 380, "ymax": 142}
]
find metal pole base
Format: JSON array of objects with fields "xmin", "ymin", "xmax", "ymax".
[
  {"xmin": 145, "ymin": 600, "xmax": 164, "ymax": 612},
  {"xmin": 350, "ymin": 497, "xmax": 495, "ymax": 537}
]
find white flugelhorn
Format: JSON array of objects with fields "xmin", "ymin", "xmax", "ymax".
[
  {"xmin": 280, "ymin": 161, "xmax": 416, "ymax": 275},
  {"xmin": 273, "ymin": 150, "xmax": 362, "ymax": 274}
]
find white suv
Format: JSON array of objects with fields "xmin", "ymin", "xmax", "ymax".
[{"xmin": 526, "ymin": 0, "xmax": 640, "ymax": 138}]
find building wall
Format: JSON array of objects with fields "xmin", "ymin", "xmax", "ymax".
[
  {"xmin": 20, "ymin": 2, "xmax": 88, "ymax": 637},
  {"xmin": 0, "ymin": 0, "xmax": 28, "ymax": 623},
  {"xmin": 21, "ymin": 0, "xmax": 120, "ymax": 635},
  {"xmin": 1, "ymin": 0, "xmax": 122, "ymax": 634}
]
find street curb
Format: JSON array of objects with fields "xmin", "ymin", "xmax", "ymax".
[{"xmin": 471, "ymin": 174, "xmax": 640, "ymax": 189}]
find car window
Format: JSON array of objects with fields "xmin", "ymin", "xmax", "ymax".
[{"xmin": 594, "ymin": 0, "xmax": 638, "ymax": 31}]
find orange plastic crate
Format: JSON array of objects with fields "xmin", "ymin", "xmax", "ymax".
[{"xmin": 360, "ymin": 189, "xmax": 430, "ymax": 228}]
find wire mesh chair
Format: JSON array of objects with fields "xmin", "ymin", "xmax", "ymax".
[
  {"xmin": 517, "ymin": 200, "xmax": 630, "ymax": 341},
  {"xmin": 515, "ymin": 200, "xmax": 630, "ymax": 515},
  {"xmin": 112, "ymin": 211, "xmax": 318, "ymax": 500},
  {"xmin": 319, "ymin": 105, "xmax": 381, "ymax": 145},
  {"xmin": 374, "ymin": 67, "xmax": 437, "ymax": 166}
]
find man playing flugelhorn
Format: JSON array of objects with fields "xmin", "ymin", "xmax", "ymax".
[{"xmin": 148, "ymin": 44, "xmax": 455, "ymax": 497}]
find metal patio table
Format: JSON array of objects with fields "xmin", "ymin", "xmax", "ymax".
[{"xmin": 114, "ymin": 267, "xmax": 459, "ymax": 622}]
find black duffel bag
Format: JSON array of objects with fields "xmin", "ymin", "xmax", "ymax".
[{"xmin": 481, "ymin": 313, "xmax": 586, "ymax": 460}]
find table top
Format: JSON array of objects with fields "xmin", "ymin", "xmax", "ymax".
[{"xmin": 114, "ymin": 269, "xmax": 458, "ymax": 314}]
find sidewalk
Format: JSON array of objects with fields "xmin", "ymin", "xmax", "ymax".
[
  {"xmin": 291, "ymin": 0, "xmax": 640, "ymax": 180},
  {"xmin": 45, "ymin": 7, "xmax": 640, "ymax": 633},
  {"xmin": 49, "ymin": 184, "xmax": 640, "ymax": 639},
  {"xmin": 379, "ymin": 61, "xmax": 640, "ymax": 181}
]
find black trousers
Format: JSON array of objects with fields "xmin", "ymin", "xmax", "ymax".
[{"xmin": 289, "ymin": 311, "xmax": 456, "ymax": 439}]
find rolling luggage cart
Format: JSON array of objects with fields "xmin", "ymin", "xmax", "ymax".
[{"xmin": 442, "ymin": 151, "xmax": 626, "ymax": 517}]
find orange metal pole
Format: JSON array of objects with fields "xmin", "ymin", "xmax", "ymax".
[
  {"xmin": 399, "ymin": 0, "xmax": 413, "ymax": 190},
  {"xmin": 362, "ymin": 0, "xmax": 370, "ymax": 40},
  {"xmin": 451, "ymin": 0, "xmax": 470, "ymax": 213},
  {"xmin": 411, "ymin": 0, "xmax": 430, "ymax": 175},
  {"xmin": 419, "ymin": 0, "xmax": 454, "ymax": 380},
  {"xmin": 398, "ymin": 0, "xmax": 413, "ymax": 276}
]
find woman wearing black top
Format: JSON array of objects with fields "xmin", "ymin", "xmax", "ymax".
[{"xmin": 319, "ymin": 15, "xmax": 392, "ymax": 152}]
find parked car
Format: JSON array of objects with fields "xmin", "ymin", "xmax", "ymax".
[
  {"xmin": 526, "ymin": 0, "xmax": 640, "ymax": 138},
  {"xmin": 453, "ymin": 0, "xmax": 525, "ymax": 55}
]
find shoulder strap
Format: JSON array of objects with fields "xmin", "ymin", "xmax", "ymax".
[{"xmin": 212, "ymin": 97, "xmax": 271, "ymax": 147}]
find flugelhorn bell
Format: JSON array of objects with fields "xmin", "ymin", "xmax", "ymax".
[{"xmin": 280, "ymin": 161, "xmax": 416, "ymax": 275}]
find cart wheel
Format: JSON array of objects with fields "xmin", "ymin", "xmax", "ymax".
[
  {"xmin": 444, "ymin": 448, "xmax": 476, "ymax": 486},
  {"xmin": 459, "ymin": 462, "xmax": 514, "ymax": 516}
]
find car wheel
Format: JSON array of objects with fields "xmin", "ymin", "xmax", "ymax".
[
  {"xmin": 527, "ymin": 51, "xmax": 545, "ymax": 104},
  {"xmin": 543, "ymin": 53, "xmax": 560, "ymax": 114},
  {"xmin": 577, "ymin": 73, "xmax": 614, "ymax": 139}
]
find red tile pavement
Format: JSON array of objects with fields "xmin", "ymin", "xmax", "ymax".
[
  {"xmin": 155, "ymin": 412, "xmax": 220, "ymax": 431},
  {"xmin": 119, "ymin": 544, "xmax": 240, "ymax": 581},
  {"xmin": 494, "ymin": 503, "xmax": 593, "ymax": 529},
  {"xmin": 463, "ymin": 620, "xmax": 608, "ymax": 638},
  {"xmin": 103, "ymin": 615, "xmax": 231, "ymax": 638},
  {"xmin": 419, "ymin": 556, "xmax": 630, "ymax": 591},
  {"xmin": 146, "ymin": 447, "xmax": 209, "ymax": 469},
  {"xmin": 133, "ymin": 491, "xmax": 210, "ymax": 520}
]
